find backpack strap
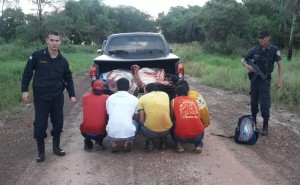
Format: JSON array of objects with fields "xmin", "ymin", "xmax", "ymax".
[{"xmin": 210, "ymin": 132, "xmax": 234, "ymax": 138}]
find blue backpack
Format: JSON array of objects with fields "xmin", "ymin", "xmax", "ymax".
[{"xmin": 234, "ymin": 115, "xmax": 259, "ymax": 145}]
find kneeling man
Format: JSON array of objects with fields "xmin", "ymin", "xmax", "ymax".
[{"xmin": 171, "ymin": 85, "xmax": 205, "ymax": 153}]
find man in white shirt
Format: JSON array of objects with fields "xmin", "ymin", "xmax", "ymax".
[{"xmin": 106, "ymin": 78, "xmax": 140, "ymax": 152}]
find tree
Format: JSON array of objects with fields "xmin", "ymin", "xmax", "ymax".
[
  {"xmin": 0, "ymin": 7, "xmax": 25, "ymax": 41},
  {"xmin": 110, "ymin": 5, "xmax": 156, "ymax": 33},
  {"xmin": 93, "ymin": 12, "xmax": 118, "ymax": 43},
  {"xmin": 63, "ymin": 0, "xmax": 89, "ymax": 44},
  {"xmin": 63, "ymin": 0, "xmax": 118, "ymax": 44},
  {"xmin": 243, "ymin": 0, "xmax": 275, "ymax": 18},
  {"xmin": 200, "ymin": 0, "xmax": 248, "ymax": 42},
  {"xmin": 157, "ymin": 6, "xmax": 202, "ymax": 43},
  {"xmin": 0, "ymin": 0, "xmax": 19, "ymax": 36},
  {"xmin": 78, "ymin": 0, "xmax": 116, "ymax": 43},
  {"xmin": 272, "ymin": 0, "xmax": 300, "ymax": 61},
  {"xmin": 31, "ymin": 0, "xmax": 50, "ymax": 40},
  {"xmin": 243, "ymin": 0, "xmax": 291, "ymax": 48},
  {"xmin": 44, "ymin": 10, "xmax": 74, "ymax": 39},
  {"xmin": 31, "ymin": 0, "xmax": 63, "ymax": 41},
  {"xmin": 184, "ymin": 6, "xmax": 203, "ymax": 43},
  {"xmin": 16, "ymin": 14, "xmax": 41, "ymax": 41}
]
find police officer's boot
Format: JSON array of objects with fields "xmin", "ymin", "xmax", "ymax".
[
  {"xmin": 261, "ymin": 120, "xmax": 269, "ymax": 136},
  {"xmin": 252, "ymin": 114, "xmax": 257, "ymax": 126},
  {"xmin": 36, "ymin": 141, "xmax": 45, "ymax": 162},
  {"xmin": 53, "ymin": 136, "xmax": 65, "ymax": 156}
]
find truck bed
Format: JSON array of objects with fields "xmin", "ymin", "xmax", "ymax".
[
  {"xmin": 93, "ymin": 58, "xmax": 179, "ymax": 74},
  {"xmin": 90, "ymin": 32, "xmax": 183, "ymax": 98}
]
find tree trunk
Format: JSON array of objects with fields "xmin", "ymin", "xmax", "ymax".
[
  {"xmin": 287, "ymin": 14, "xmax": 297, "ymax": 61},
  {"xmin": 37, "ymin": 0, "xmax": 44, "ymax": 41},
  {"xmin": 186, "ymin": 22, "xmax": 196, "ymax": 42},
  {"xmin": 0, "ymin": 0, "xmax": 6, "ymax": 34}
]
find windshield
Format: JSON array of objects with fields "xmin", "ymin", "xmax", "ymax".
[{"xmin": 106, "ymin": 35, "xmax": 167, "ymax": 58}]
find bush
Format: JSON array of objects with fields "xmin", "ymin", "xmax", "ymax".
[
  {"xmin": 0, "ymin": 37, "xmax": 6, "ymax": 45},
  {"xmin": 0, "ymin": 40, "xmax": 43, "ymax": 61},
  {"xmin": 77, "ymin": 45, "xmax": 98, "ymax": 54},
  {"xmin": 203, "ymin": 35, "xmax": 250, "ymax": 56},
  {"xmin": 60, "ymin": 44, "xmax": 98, "ymax": 54},
  {"xmin": 272, "ymin": 70, "xmax": 300, "ymax": 111},
  {"xmin": 60, "ymin": 44, "xmax": 78, "ymax": 53},
  {"xmin": 171, "ymin": 42, "xmax": 203, "ymax": 62},
  {"xmin": 0, "ymin": 40, "xmax": 98, "ymax": 62}
]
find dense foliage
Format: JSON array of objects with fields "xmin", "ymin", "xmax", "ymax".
[{"xmin": 0, "ymin": 0, "xmax": 299, "ymax": 58}]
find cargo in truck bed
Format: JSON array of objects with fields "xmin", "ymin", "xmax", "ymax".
[{"xmin": 90, "ymin": 32, "xmax": 184, "ymax": 97}]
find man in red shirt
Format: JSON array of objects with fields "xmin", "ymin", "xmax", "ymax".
[
  {"xmin": 170, "ymin": 85, "xmax": 205, "ymax": 153},
  {"xmin": 80, "ymin": 80, "xmax": 109, "ymax": 150}
]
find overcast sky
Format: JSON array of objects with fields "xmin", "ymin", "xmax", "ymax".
[
  {"xmin": 102, "ymin": 0, "xmax": 208, "ymax": 17},
  {"xmin": 19, "ymin": 0, "xmax": 209, "ymax": 18}
]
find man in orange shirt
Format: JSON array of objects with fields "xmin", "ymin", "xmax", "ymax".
[
  {"xmin": 80, "ymin": 80, "xmax": 109, "ymax": 151},
  {"xmin": 170, "ymin": 85, "xmax": 205, "ymax": 153}
]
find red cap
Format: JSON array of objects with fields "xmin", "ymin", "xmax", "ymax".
[{"xmin": 92, "ymin": 80, "xmax": 104, "ymax": 95}]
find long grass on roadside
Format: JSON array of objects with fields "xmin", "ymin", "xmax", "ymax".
[
  {"xmin": 1, "ymin": 42, "xmax": 299, "ymax": 115},
  {"xmin": 272, "ymin": 71, "xmax": 300, "ymax": 111},
  {"xmin": 0, "ymin": 61, "xmax": 25, "ymax": 115},
  {"xmin": 172, "ymin": 43, "xmax": 300, "ymax": 112}
]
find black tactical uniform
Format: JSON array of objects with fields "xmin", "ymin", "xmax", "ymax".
[
  {"xmin": 21, "ymin": 47, "xmax": 75, "ymax": 160},
  {"xmin": 244, "ymin": 45, "xmax": 281, "ymax": 133}
]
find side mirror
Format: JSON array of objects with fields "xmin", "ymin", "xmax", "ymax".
[
  {"xmin": 169, "ymin": 48, "xmax": 173, "ymax": 53},
  {"xmin": 97, "ymin": 49, "xmax": 102, "ymax": 54}
]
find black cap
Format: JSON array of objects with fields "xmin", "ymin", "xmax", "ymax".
[{"xmin": 258, "ymin": 30, "xmax": 270, "ymax": 39}]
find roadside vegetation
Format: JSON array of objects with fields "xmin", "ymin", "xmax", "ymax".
[
  {"xmin": 1, "ymin": 0, "xmax": 300, "ymax": 114},
  {"xmin": 172, "ymin": 43, "xmax": 300, "ymax": 112},
  {"xmin": 1, "ymin": 42, "xmax": 299, "ymax": 117}
]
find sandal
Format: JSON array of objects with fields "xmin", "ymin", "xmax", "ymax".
[
  {"xmin": 111, "ymin": 141, "xmax": 119, "ymax": 153},
  {"xmin": 123, "ymin": 141, "xmax": 132, "ymax": 152}
]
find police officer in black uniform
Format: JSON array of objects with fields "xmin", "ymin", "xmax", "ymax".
[
  {"xmin": 241, "ymin": 30, "xmax": 283, "ymax": 136},
  {"xmin": 21, "ymin": 30, "xmax": 77, "ymax": 162}
]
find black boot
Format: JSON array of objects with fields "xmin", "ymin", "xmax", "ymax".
[
  {"xmin": 159, "ymin": 137, "xmax": 167, "ymax": 150},
  {"xmin": 84, "ymin": 139, "xmax": 93, "ymax": 151},
  {"xmin": 252, "ymin": 114, "xmax": 257, "ymax": 126},
  {"xmin": 261, "ymin": 120, "xmax": 269, "ymax": 136},
  {"xmin": 145, "ymin": 139, "xmax": 154, "ymax": 151},
  {"xmin": 53, "ymin": 136, "xmax": 65, "ymax": 156},
  {"xmin": 36, "ymin": 141, "xmax": 45, "ymax": 162}
]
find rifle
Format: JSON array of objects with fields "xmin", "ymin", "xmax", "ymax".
[{"xmin": 246, "ymin": 59, "xmax": 267, "ymax": 82}]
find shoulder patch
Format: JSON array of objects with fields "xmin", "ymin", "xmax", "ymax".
[
  {"xmin": 276, "ymin": 50, "xmax": 281, "ymax": 56},
  {"xmin": 27, "ymin": 55, "xmax": 33, "ymax": 62}
]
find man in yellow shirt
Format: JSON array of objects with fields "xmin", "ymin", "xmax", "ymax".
[
  {"xmin": 175, "ymin": 80, "xmax": 210, "ymax": 128},
  {"xmin": 138, "ymin": 83, "xmax": 172, "ymax": 151}
]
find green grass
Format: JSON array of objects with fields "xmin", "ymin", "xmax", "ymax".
[
  {"xmin": 1, "ymin": 42, "xmax": 299, "ymax": 116},
  {"xmin": 172, "ymin": 43, "xmax": 300, "ymax": 112},
  {"xmin": 64, "ymin": 52, "xmax": 97, "ymax": 75},
  {"xmin": 0, "ymin": 61, "xmax": 25, "ymax": 114},
  {"xmin": 272, "ymin": 72, "xmax": 300, "ymax": 112}
]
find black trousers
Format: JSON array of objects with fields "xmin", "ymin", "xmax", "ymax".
[
  {"xmin": 33, "ymin": 93, "xmax": 64, "ymax": 142},
  {"xmin": 250, "ymin": 77, "xmax": 271, "ymax": 121}
]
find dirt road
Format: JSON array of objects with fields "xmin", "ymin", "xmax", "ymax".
[{"xmin": 0, "ymin": 74, "xmax": 299, "ymax": 185}]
